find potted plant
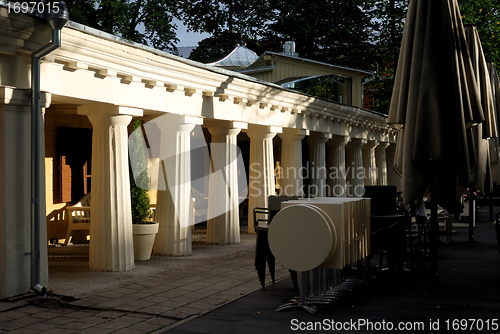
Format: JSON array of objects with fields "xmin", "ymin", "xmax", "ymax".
[{"xmin": 129, "ymin": 120, "xmax": 158, "ymax": 260}]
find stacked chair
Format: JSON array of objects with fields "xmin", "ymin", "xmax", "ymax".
[
  {"xmin": 267, "ymin": 197, "xmax": 370, "ymax": 314},
  {"xmin": 253, "ymin": 195, "xmax": 299, "ymax": 289},
  {"xmin": 363, "ymin": 186, "xmax": 406, "ymax": 271}
]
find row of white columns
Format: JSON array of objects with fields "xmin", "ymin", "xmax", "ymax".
[
  {"xmin": 79, "ymin": 107, "xmax": 394, "ymax": 271},
  {"xmin": 247, "ymin": 130, "xmax": 392, "ymax": 232}
]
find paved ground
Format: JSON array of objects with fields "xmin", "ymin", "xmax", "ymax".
[
  {"xmin": 47, "ymin": 233, "xmax": 262, "ymax": 297},
  {"xmin": 2, "ymin": 210, "xmax": 500, "ymax": 333},
  {"xmin": 168, "ymin": 209, "xmax": 500, "ymax": 334},
  {"xmin": 0, "ymin": 233, "xmax": 290, "ymax": 333}
]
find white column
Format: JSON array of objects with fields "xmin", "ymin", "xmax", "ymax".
[
  {"xmin": 279, "ymin": 129, "xmax": 309, "ymax": 197},
  {"xmin": 376, "ymin": 142, "xmax": 390, "ymax": 186},
  {"xmin": 362, "ymin": 140, "xmax": 379, "ymax": 186},
  {"xmin": 307, "ymin": 132, "xmax": 331, "ymax": 198},
  {"xmin": 346, "ymin": 138, "xmax": 367, "ymax": 197},
  {"xmin": 246, "ymin": 125, "xmax": 282, "ymax": 233},
  {"xmin": 0, "ymin": 87, "xmax": 50, "ymax": 298},
  {"xmin": 152, "ymin": 115, "xmax": 202, "ymax": 256},
  {"xmin": 79, "ymin": 105, "xmax": 141, "ymax": 271},
  {"xmin": 206, "ymin": 121, "xmax": 247, "ymax": 245},
  {"xmin": 327, "ymin": 135, "xmax": 350, "ymax": 197}
]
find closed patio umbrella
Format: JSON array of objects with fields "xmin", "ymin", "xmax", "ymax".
[
  {"xmin": 465, "ymin": 25, "xmax": 496, "ymax": 192},
  {"xmin": 465, "ymin": 26, "xmax": 497, "ymax": 140},
  {"xmin": 464, "ymin": 25, "xmax": 496, "ymax": 240},
  {"xmin": 388, "ymin": 0, "xmax": 484, "ymax": 214},
  {"xmin": 488, "ymin": 62, "xmax": 500, "ymax": 184},
  {"xmin": 387, "ymin": 0, "xmax": 484, "ymax": 282}
]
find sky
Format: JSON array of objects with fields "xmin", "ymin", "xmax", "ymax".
[{"xmin": 173, "ymin": 18, "xmax": 210, "ymax": 47}]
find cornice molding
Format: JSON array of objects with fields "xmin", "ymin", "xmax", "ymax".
[{"xmin": 0, "ymin": 10, "xmax": 398, "ymax": 141}]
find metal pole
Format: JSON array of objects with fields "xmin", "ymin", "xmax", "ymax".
[
  {"xmin": 430, "ymin": 196, "xmax": 440, "ymax": 285},
  {"xmin": 30, "ymin": 29, "xmax": 63, "ymax": 297},
  {"xmin": 468, "ymin": 198, "xmax": 475, "ymax": 242},
  {"xmin": 489, "ymin": 194, "xmax": 493, "ymax": 222}
]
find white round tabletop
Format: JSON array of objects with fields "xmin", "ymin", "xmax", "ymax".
[{"xmin": 268, "ymin": 204, "xmax": 335, "ymax": 272}]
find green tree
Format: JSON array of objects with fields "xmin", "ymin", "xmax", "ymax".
[
  {"xmin": 260, "ymin": 0, "xmax": 379, "ymax": 70},
  {"xmin": 365, "ymin": 0, "xmax": 409, "ymax": 114},
  {"xmin": 62, "ymin": 0, "xmax": 181, "ymax": 52},
  {"xmin": 182, "ymin": 0, "xmax": 273, "ymax": 62},
  {"xmin": 458, "ymin": 0, "xmax": 500, "ymax": 67},
  {"xmin": 366, "ymin": 0, "xmax": 500, "ymax": 114}
]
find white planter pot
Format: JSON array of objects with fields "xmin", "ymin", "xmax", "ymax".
[
  {"xmin": 462, "ymin": 200, "xmax": 475, "ymax": 216},
  {"xmin": 461, "ymin": 201, "xmax": 476, "ymax": 227},
  {"xmin": 462, "ymin": 200, "xmax": 470, "ymax": 216},
  {"xmin": 132, "ymin": 222, "xmax": 159, "ymax": 261}
]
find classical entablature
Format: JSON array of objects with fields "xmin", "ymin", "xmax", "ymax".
[{"xmin": 0, "ymin": 13, "xmax": 397, "ymax": 143}]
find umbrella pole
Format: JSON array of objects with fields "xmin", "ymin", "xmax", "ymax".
[
  {"xmin": 430, "ymin": 194, "xmax": 440, "ymax": 285},
  {"xmin": 489, "ymin": 194, "xmax": 493, "ymax": 222},
  {"xmin": 468, "ymin": 199, "xmax": 475, "ymax": 242}
]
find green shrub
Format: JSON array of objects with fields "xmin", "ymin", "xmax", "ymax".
[{"xmin": 129, "ymin": 120, "xmax": 153, "ymax": 224}]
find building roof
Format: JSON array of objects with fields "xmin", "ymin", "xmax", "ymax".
[
  {"xmin": 241, "ymin": 51, "xmax": 374, "ymax": 77},
  {"xmin": 207, "ymin": 45, "xmax": 259, "ymax": 70}
]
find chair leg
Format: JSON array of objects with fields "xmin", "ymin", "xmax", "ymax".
[
  {"xmin": 290, "ymin": 270, "xmax": 298, "ymax": 291},
  {"xmin": 266, "ymin": 244, "xmax": 275, "ymax": 284},
  {"xmin": 255, "ymin": 229, "xmax": 268, "ymax": 289},
  {"xmin": 64, "ymin": 228, "xmax": 72, "ymax": 246}
]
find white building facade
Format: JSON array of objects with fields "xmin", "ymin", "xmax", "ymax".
[{"xmin": 0, "ymin": 8, "xmax": 399, "ymax": 298}]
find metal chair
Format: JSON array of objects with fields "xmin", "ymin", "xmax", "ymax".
[
  {"xmin": 253, "ymin": 207, "xmax": 273, "ymax": 289},
  {"xmin": 253, "ymin": 195, "xmax": 300, "ymax": 289},
  {"xmin": 363, "ymin": 186, "xmax": 406, "ymax": 272}
]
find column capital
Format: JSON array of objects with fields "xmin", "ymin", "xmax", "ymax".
[
  {"xmin": 203, "ymin": 119, "xmax": 248, "ymax": 130},
  {"xmin": 346, "ymin": 138, "xmax": 367, "ymax": 148},
  {"xmin": 363, "ymin": 140, "xmax": 379, "ymax": 150},
  {"xmin": 87, "ymin": 113, "xmax": 132, "ymax": 128},
  {"xmin": 245, "ymin": 124, "xmax": 281, "ymax": 140},
  {"xmin": 282, "ymin": 128, "xmax": 309, "ymax": 136},
  {"xmin": 279, "ymin": 128, "xmax": 309, "ymax": 141},
  {"xmin": 78, "ymin": 104, "xmax": 143, "ymax": 117},
  {"xmin": 376, "ymin": 142, "xmax": 391, "ymax": 150},
  {"xmin": 328, "ymin": 135, "xmax": 350, "ymax": 147},
  {"xmin": 146, "ymin": 113, "xmax": 203, "ymax": 134},
  {"xmin": 246, "ymin": 124, "xmax": 282, "ymax": 134},
  {"xmin": 208, "ymin": 127, "xmax": 242, "ymax": 137},
  {"xmin": 386, "ymin": 143, "xmax": 397, "ymax": 151},
  {"xmin": 307, "ymin": 131, "xmax": 332, "ymax": 144}
]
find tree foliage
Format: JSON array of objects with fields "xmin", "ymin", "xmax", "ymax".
[
  {"xmin": 62, "ymin": 0, "xmax": 500, "ymax": 114},
  {"xmin": 63, "ymin": 0, "xmax": 181, "ymax": 52},
  {"xmin": 366, "ymin": 0, "xmax": 500, "ymax": 114},
  {"xmin": 181, "ymin": 0, "xmax": 273, "ymax": 63},
  {"xmin": 365, "ymin": 0, "xmax": 410, "ymax": 114},
  {"xmin": 185, "ymin": 0, "xmax": 380, "ymax": 69},
  {"xmin": 458, "ymin": 0, "xmax": 500, "ymax": 67},
  {"xmin": 262, "ymin": 0, "xmax": 379, "ymax": 69},
  {"xmin": 183, "ymin": 0, "xmax": 409, "ymax": 114},
  {"xmin": 180, "ymin": 0, "xmax": 272, "ymax": 38}
]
